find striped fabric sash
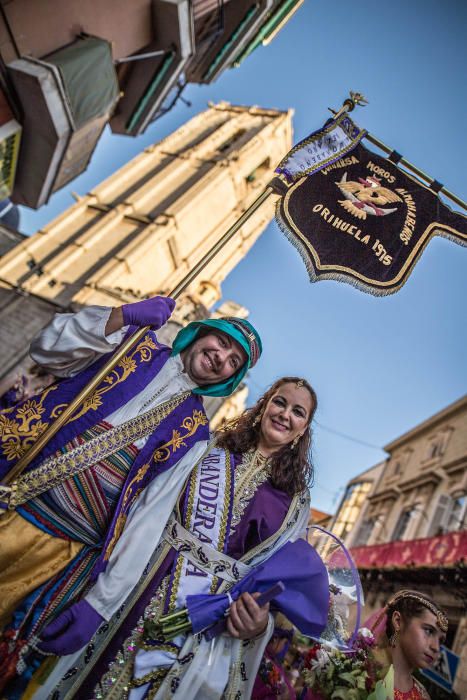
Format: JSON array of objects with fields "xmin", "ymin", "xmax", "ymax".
[
  {"xmin": 22, "ymin": 421, "xmax": 139, "ymax": 544},
  {"xmin": 5, "ymin": 391, "xmax": 190, "ymax": 508}
]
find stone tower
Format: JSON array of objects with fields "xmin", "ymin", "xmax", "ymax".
[{"xmin": 0, "ymin": 102, "xmax": 293, "ymax": 392}]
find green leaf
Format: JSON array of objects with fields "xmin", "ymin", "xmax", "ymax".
[
  {"xmin": 339, "ymin": 672, "xmax": 356, "ymax": 685},
  {"xmin": 356, "ymin": 676, "xmax": 367, "ymax": 690}
]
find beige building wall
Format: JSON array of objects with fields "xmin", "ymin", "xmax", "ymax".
[
  {"xmin": 366, "ymin": 396, "xmax": 467, "ymax": 546},
  {"xmin": 330, "ymin": 462, "xmax": 385, "ymax": 546},
  {"xmin": 208, "ymin": 383, "xmax": 249, "ymax": 431},
  {"xmin": 347, "ymin": 396, "xmax": 467, "ymax": 697},
  {"xmin": 0, "ymin": 102, "xmax": 292, "ymax": 388}
]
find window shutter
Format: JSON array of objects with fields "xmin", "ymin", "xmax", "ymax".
[{"xmin": 428, "ymin": 495, "xmax": 451, "ymax": 536}]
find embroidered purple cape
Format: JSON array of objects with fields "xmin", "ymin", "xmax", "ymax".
[{"xmin": 0, "ymin": 328, "xmax": 210, "ymax": 574}]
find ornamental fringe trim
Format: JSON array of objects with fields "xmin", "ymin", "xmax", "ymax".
[{"xmin": 275, "ymin": 197, "xmax": 467, "ymax": 298}]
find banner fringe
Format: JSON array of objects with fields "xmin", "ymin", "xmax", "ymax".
[{"xmin": 274, "ymin": 203, "xmax": 466, "ymax": 298}]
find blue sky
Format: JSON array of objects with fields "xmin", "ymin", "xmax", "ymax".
[{"xmin": 19, "ymin": 0, "xmax": 467, "ymax": 513}]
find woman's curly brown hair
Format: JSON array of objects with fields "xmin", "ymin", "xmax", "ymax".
[{"xmin": 215, "ymin": 377, "xmax": 317, "ymax": 496}]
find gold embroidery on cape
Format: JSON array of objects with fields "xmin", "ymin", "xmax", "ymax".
[
  {"xmin": 91, "ymin": 575, "xmax": 170, "ymax": 700},
  {"xmin": 8, "ymin": 392, "xmax": 190, "ymax": 509},
  {"xmin": 168, "ymin": 461, "xmax": 199, "ymax": 613},
  {"xmin": 152, "ymin": 410, "xmax": 208, "ymax": 463},
  {"xmin": 0, "ymin": 336, "xmax": 157, "ymax": 463},
  {"xmin": 129, "ymin": 668, "xmax": 168, "ymax": 688},
  {"xmin": 168, "ymin": 556, "xmax": 185, "ymax": 613},
  {"xmin": 218, "ymin": 451, "xmax": 232, "ymax": 550},
  {"xmin": 67, "ymin": 335, "xmax": 158, "ymax": 423},
  {"xmin": 103, "ymin": 408, "xmax": 208, "ymax": 562},
  {"xmin": 184, "ymin": 467, "xmax": 198, "ymax": 533},
  {"xmin": 0, "ymin": 385, "xmax": 58, "ymax": 461},
  {"xmin": 230, "ymin": 449, "xmax": 271, "ymax": 532}
]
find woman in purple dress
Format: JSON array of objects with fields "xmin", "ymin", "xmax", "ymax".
[{"xmin": 32, "ymin": 376, "xmax": 318, "ymax": 700}]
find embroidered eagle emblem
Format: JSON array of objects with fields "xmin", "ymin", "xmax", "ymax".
[{"xmin": 335, "ymin": 173, "xmax": 402, "ymax": 220}]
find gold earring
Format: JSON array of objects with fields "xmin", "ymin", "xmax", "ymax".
[
  {"xmin": 291, "ymin": 435, "xmax": 300, "ymax": 449},
  {"xmin": 389, "ymin": 631, "xmax": 399, "ymax": 647},
  {"xmin": 253, "ymin": 411, "xmax": 263, "ymax": 427}
]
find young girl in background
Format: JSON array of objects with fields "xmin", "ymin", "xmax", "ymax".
[{"xmin": 372, "ymin": 589, "xmax": 448, "ymax": 699}]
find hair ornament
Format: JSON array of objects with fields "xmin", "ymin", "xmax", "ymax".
[{"xmin": 387, "ymin": 590, "xmax": 448, "ymax": 633}]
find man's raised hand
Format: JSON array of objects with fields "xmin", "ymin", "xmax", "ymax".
[{"xmin": 122, "ymin": 296, "xmax": 176, "ymax": 329}]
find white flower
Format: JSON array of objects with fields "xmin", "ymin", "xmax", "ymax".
[
  {"xmin": 358, "ymin": 627, "xmax": 374, "ymax": 639},
  {"xmin": 310, "ymin": 648, "xmax": 331, "ymax": 671}
]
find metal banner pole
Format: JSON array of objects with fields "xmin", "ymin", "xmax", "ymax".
[{"xmin": 363, "ymin": 132, "xmax": 467, "ymax": 211}]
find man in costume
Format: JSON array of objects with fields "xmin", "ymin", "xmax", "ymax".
[{"xmin": 0, "ymin": 296, "xmax": 262, "ymax": 689}]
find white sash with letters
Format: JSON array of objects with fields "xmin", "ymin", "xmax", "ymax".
[{"xmin": 131, "ymin": 447, "xmax": 234, "ymax": 698}]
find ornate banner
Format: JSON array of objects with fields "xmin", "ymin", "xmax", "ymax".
[
  {"xmin": 273, "ymin": 140, "xmax": 467, "ymax": 295},
  {"xmin": 351, "ymin": 530, "xmax": 467, "ymax": 569}
]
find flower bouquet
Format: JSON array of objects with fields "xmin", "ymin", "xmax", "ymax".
[
  {"xmin": 145, "ymin": 539, "xmax": 329, "ymax": 642},
  {"xmin": 301, "ymin": 627, "xmax": 386, "ymax": 700}
]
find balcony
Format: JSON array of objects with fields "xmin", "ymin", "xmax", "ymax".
[
  {"xmin": 8, "ymin": 36, "xmax": 119, "ymax": 209},
  {"xmin": 186, "ymin": 0, "xmax": 275, "ymax": 84},
  {"xmin": 234, "ymin": 0, "xmax": 305, "ymax": 68},
  {"xmin": 110, "ymin": 0, "xmax": 194, "ymax": 136}
]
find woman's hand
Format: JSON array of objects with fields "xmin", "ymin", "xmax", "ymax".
[{"xmin": 226, "ymin": 591, "xmax": 270, "ymax": 640}]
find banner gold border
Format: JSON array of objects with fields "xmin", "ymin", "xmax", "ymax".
[{"xmin": 280, "ymin": 168, "xmax": 467, "ymax": 295}]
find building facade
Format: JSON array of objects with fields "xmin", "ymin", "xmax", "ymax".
[
  {"xmin": 0, "ymin": 101, "xmax": 292, "ymax": 399},
  {"xmin": 335, "ymin": 396, "xmax": 467, "ymax": 697},
  {"xmin": 360, "ymin": 396, "xmax": 466, "ymax": 548},
  {"xmin": 329, "ymin": 462, "xmax": 385, "ymax": 545}
]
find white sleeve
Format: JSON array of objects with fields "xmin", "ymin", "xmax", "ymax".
[
  {"xmin": 85, "ymin": 441, "xmax": 211, "ymax": 620},
  {"xmin": 29, "ymin": 305, "xmax": 128, "ymax": 377}
]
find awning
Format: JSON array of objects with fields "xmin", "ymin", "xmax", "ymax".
[
  {"xmin": 351, "ymin": 530, "xmax": 467, "ymax": 569},
  {"xmin": 46, "ymin": 36, "xmax": 119, "ymax": 128},
  {"xmin": 9, "ymin": 36, "xmax": 119, "ymax": 208}
]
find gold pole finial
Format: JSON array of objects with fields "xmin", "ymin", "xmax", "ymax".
[
  {"xmin": 329, "ymin": 91, "xmax": 368, "ymax": 121},
  {"xmin": 326, "ymin": 93, "xmax": 465, "ymax": 210}
]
